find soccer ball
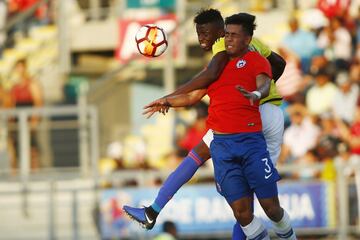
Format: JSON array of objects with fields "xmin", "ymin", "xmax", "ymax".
[{"xmin": 135, "ymin": 25, "xmax": 168, "ymax": 57}]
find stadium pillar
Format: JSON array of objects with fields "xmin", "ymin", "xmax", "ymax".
[
  {"xmin": 337, "ymin": 164, "xmax": 349, "ymax": 239},
  {"xmin": 48, "ymin": 181, "xmax": 56, "ymax": 240},
  {"xmin": 163, "ymin": 35, "xmax": 176, "ymax": 144},
  {"xmin": 19, "ymin": 111, "xmax": 30, "ymax": 182},
  {"xmin": 90, "ymin": 107, "xmax": 100, "ymax": 183},
  {"xmin": 176, "ymin": 0, "xmax": 187, "ymax": 66},
  {"xmin": 58, "ymin": 0, "xmax": 71, "ymax": 74},
  {"xmin": 72, "ymin": 190, "xmax": 79, "ymax": 240},
  {"xmin": 78, "ymin": 85, "xmax": 90, "ymax": 177},
  {"xmin": 89, "ymin": 0, "xmax": 101, "ymax": 20},
  {"xmin": 19, "ymin": 111, "xmax": 30, "ymax": 220},
  {"xmin": 354, "ymin": 160, "xmax": 360, "ymax": 232}
]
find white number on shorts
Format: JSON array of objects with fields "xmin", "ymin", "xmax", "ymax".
[{"xmin": 262, "ymin": 158, "xmax": 272, "ymax": 173}]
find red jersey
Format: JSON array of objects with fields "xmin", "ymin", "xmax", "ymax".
[
  {"xmin": 206, "ymin": 51, "xmax": 272, "ymax": 133},
  {"xmin": 9, "ymin": 0, "xmax": 46, "ymax": 19},
  {"xmin": 317, "ymin": 0, "xmax": 350, "ymax": 19},
  {"xmin": 179, "ymin": 124, "xmax": 208, "ymax": 151},
  {"xmin": 11, "ymin": 81, "xmax": 34, "ymax": 105},
  {"xmin": 350, "ymin": 122, "xmax": 360, "ymax": 155}
]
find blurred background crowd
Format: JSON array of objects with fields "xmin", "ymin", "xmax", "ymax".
[
  {"xmin": 95, "ymin": 0, "xmax": 360, "ymax": 184},
  {"xmin": 0, "ymin": 0, "xmax": 359, "ymax": 183}
]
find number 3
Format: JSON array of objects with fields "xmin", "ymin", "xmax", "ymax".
[{"xmin": 262, "ymin": 158, "xmax": 271, "ymax": 173}]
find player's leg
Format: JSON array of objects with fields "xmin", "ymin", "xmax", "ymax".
[
  {"xmin": 259, "ymin": 103, "xmax": 284, "ymax": 165},
  {"xmin": 123, "ymin": 131, "xmax": 212, "ymax": 229},
  {"xmin": 149, "ymin": 139, "xmax": 210, "ymax": 213},
  {"xmin": 243, "ymin": 132, "xmax": 296, "ymax": 239},
  {"xmin": 257, "ymin": 192, "xmax": 296, "ymax": 240},
  {"xmin": 232, "ymin": 198, "xmax": 253, "ymax": 240},
  {"xmin": 210, "ymin": 133, "xmax": 270, "ymax": 240},
  {"xmin": 230, "ymin": 197, "xmax": 270, "ymax": 240}
]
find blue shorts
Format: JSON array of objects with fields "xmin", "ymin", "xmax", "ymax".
[{"xmin": 210, "ymin": 132, "xmax": 281, "ymax": 203}]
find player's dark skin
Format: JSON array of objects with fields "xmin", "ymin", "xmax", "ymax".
[
  {"xmin": 149, "ymin": 21, "xmax": 286, "ymax": 165},
  {"xmin": 143, "ymin": 20, "xmax": 286, "ymax": 225},
  {"xmin": 223, "ymin": 23, "xmax": 285, "ymax": 226},
  {"xmin": 145, "ymin": 23, "xmax": 286, "ymax": 226}
]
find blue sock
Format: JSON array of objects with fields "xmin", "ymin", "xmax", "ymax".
[
  {"xmin": 151, "ymin": 150, "xmax": 204, "ymax": 213},
  {"xmin": 232, "ymin": 223, "xmax": 246, "ymax": 240},
  {"xmin": 232, "ymin": 196, "xmax": 255, "ymax": 240}
]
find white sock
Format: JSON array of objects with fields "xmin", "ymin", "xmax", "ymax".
[
  {"xmin": 241, "ymin": 216, "xmax": 270, "ymax": 240},
  {"xmin": 271, "ymin": 210, "xmax": 297, "ymax": 240}
]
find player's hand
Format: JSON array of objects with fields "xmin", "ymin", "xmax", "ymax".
[
  {"xmin": 143, "ymin": 98, "xmax": 170, "ymax": 118},
  {"xmin": 143, "ymin": 105, "xmax": 167, "ymax": 118},
  {"xmin": 235, "ymin": 85, "xmax": 260, "ymax": 106}
]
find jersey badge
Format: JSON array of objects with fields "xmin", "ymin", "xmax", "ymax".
[{"xmin": 236, "ymin": 59, "xmax": 246, "ymax": 68}]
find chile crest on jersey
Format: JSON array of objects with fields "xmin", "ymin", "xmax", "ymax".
[{"xmin": 236, "ymin": 59, "xmax": 247, "ymax": 68}]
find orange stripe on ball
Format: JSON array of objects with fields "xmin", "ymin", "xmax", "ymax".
[{"xmin": 144, "ymin": 28, "xmax": 157, "ymax": 56}]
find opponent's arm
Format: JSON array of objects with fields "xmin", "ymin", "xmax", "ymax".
[
  {"xmin": 143, "ymin": 89, "xmax": 207, "ymax": 118},
  {"xmin": 250, "ymin": 38, "xmax": 286, "ymax": 81},
  {"xmin": 236, "ymin": 73, "xmax": 271, "ymax": 105},
  {"xmin": 169, "ymin": 52, "xmax": 229, "ymax": 96},
  {"xmin": 267, "ymin": 51, "xmax": 286, "ymax": 81}
]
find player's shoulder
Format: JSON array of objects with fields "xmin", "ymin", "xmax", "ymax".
[
  {"xmin": 212, "ymin": 37, "xmax": 225, "ymax": 56},
  {"xmin": 244, "ymin": 51, "xmax": 270, "ymax": 68},
  {"xmin": 247, "ymin": 50, "xmax": 267, "ymax": 61},
  {"xmin": 249, "ymin": 37, "xmax": 272, "ymax": 58},
  {"xmin": 212, "ymin": 37, "xmax": 225, "ymax": 50},
  {"xmin": 216, "ymin": 37, "xmax": 224, "ymax": 43}
]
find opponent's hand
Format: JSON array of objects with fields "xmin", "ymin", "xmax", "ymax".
[
  {"xmin": 143, "ymin": 98, "xmax": 170, "ymax": 118},
  {"xmin": 235, "ymin": 85, "xmax": 260, "ymax": 106}
]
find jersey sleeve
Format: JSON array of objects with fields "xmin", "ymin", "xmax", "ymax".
[
  {"xmin": 250, "ymin": 38, "xmax": 272, "ymax": 58},
  {"xmin": 253, "ymin": 54, "xmax": 272, "ymax": 79},
  {"xmin": 212, "ymin": 37, "xmax": 226, "ymax": 56}
]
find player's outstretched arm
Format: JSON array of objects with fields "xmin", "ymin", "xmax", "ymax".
[
  {"xmin": 267, "ymin": 51, "xmax": 286, "ymax": 81},
  {"xmin": 169, "ymin": 51, "xmax": 229, "ymax": 96},
  {"xmin": 236, "ymin": 74, "xmax": 271, "ymax": 105},
  {"xmin": 143, "ymin": 89, "xmax": 207, "ymax": 118}
]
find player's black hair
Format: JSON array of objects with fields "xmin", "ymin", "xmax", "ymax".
[
  {"xmin": 193, "ymin": 8, "xmax": 224, "ymax": 27},
  {"xmin": 163, "ymin": 221, "xmax": 177, "ymax": 233},
  {"xmin": 225, "ymin": 13, "xmax": 257, "ymax": 36}
]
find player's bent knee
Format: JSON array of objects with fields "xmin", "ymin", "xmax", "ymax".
[
  {"xmin": 230, "ymin": 198, "xmax": 254, "ymax": 226},
  {"xmin": 233, "ymin": 208, "xmax": 253, "ymax": 226},
  {"xmin": 193, "ymin": 140, "xmax": 211, "ymax": 160},
  {"xmin": 262, "ymin": 203, "xmax": 283, "ymax": 222}
]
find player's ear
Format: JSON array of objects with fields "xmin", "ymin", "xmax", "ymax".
[
  {"xmin": 246, "ymin": 36, "xmax": 252, "ymax": 45},
  {"xmin": 218, "ymin": 27, "xmax": 225, "ymax": 37}
]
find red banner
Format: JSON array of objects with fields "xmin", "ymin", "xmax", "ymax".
[{"xmin": 116, "ymin": 14, "xmax": 177, "ymax": 63}]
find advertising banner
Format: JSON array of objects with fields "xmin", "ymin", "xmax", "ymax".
[
  {"xmin": 100, "ymin": 182, "xmax": 335, "ymax": 238},
  {"xmin": 126, "ymin": 0, "xmax": 176, "ymax": 9},
  {"xmin": 116, "ymin": 14, "xmax": 177, "ymax": 63}
]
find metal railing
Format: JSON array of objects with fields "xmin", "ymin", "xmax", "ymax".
[
  {"xmin": 0, "ymin": 104, "xmax": 99, "ymax": 180},
  {"xmin": 0, "ymin": 162, "xmax": 358, "ymax": 239}
]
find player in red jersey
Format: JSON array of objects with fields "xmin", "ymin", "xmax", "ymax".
[
  {"xmin": 124, "ymin": 8, "xmax": 286, "ymax": 238},
  {"xmin": 214, "ymin": 13, "xmax": 295, "ymax": 239},
  {"xmin": 123, "ymin": 9, "xmax": 288, "ymax": 240},
  {"xmin": 142, "ymin": 13, "xmax": 297, "ymax": 240}
]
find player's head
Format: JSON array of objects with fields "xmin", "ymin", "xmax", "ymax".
[
  {"xmin": 224, "ymin": 13, "xmax": 256, "ymax": 58},
  {"xmin": 162, "ymin": 221, "xmax": 177, "ymax": 237},
  {"xmin": 288, "ymin": 17, "xmax": 299, "ymax": 33},
  {"xmin": 194, "ymin": 8, "xmax": 224, "ymax": 51}
]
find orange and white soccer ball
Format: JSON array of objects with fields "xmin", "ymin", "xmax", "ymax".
[{"xmin": 135, "ymin": 25, "xmax": 168, "ymax": 57}]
